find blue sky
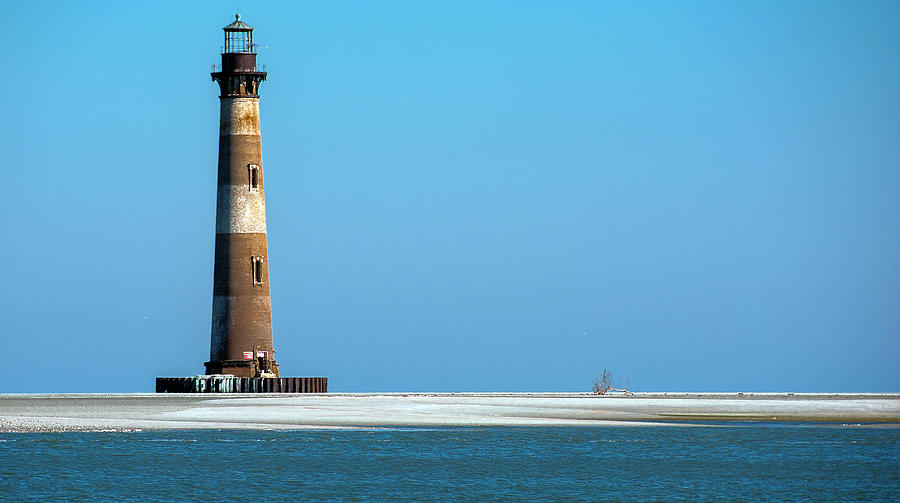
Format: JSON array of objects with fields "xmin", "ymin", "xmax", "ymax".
[{"xmin": 2, "ymin": 1, "xmax": 898, "ymax": 392}]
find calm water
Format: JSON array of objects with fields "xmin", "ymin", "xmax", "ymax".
[{"xmin": 2, "ymin": 425, "xmax": 898, "ymax": 501}]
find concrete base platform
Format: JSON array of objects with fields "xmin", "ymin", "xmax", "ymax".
[{"xmin": 156, "ymin": 376, "xmax": 327, "ymax": 393}]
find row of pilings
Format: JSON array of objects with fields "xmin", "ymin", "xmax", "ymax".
[{"xmin": 156, "ymin": 376, "xmax": 327, "ymax": 393}]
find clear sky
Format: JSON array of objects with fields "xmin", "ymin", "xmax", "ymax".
[{"xmin": 2, "ymin": 1, "xmax": 898, "ymax": 393}]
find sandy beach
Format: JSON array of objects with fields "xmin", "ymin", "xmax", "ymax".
[{"xmin": 1, "ymin": 393, "xmax": 898, "ymax": 432}]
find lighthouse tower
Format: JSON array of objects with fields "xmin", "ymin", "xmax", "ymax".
[
  {"xmin": 156, "ymin": 16, "xmax": 327, "ymax": 393},
  {"xmin": 205, "ymin": 14, "xmax": 278, "ymax": 378}
]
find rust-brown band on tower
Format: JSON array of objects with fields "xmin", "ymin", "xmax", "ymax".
[{"xmin": 205, "ymin": 14, "xmax": 278, "ymax": 378}]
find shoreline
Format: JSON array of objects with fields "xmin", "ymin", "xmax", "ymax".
[{"xmin": 2, "ymin": 393, "xmax": 898, "ymax": 432}]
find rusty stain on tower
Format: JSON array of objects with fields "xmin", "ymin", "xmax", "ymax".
[{"xmin": 157, "ymin": 15, "xmax": 326, "ymax": 393}]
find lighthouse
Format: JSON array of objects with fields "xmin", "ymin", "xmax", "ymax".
[
  {"xmin": 156, "ymin": 16, "xmax": 326, "ymax": 393},
  {"xmin": 205, "ymin": 14, "xmax": 277, "ymax": 378}
]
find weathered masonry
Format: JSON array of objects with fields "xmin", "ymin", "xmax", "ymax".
[{"xmin": 156, "ymin": 15, "xmax": 326, "ymax": 393}]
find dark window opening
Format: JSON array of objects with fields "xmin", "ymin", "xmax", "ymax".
[
  {"xmin": 251, "ymin": 256, "xmax": 264, "ymax": 285},
  {"xmin": 249, "ymin": 164, "xmax": 260, "ymax": 190}
]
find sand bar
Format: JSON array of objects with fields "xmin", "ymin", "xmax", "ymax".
[{"xmin": 1, "ymin": 393, "xmax": 898, "ymax": 432}]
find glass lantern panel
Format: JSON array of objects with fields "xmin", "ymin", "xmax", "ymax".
[{"xmin": 225, "ymin": 31, "xmax": 252, "ymax": 53}]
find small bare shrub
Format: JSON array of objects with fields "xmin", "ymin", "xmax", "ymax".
[
  {"xmin": 592, "ymin": 369, "xmax": 632, "ymax": 395},
  {"xmin": 592, "ymin": 369, "xmax": 613, "ymax": 395}
]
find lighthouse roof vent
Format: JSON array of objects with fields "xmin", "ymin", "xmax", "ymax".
[{"xmin": 224, "ymin": 14, "xmax": 253, "ymax": 32}]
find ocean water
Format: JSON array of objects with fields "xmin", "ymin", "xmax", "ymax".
[{"xmin": 1, "ymin": 425, "xmax": 898, "ymax": 501}]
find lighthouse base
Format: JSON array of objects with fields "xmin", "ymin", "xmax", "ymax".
[
  {"xmin": 204, "ymin": 359, "xmax": 279, "ymax": 378},
  {"xmin": 155, "ymin": 376, "xmax": 327, "ymax": 393}
]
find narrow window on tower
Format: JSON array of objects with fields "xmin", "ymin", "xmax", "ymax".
[
  {"xmin": 248, "ymin": 164, "xmax": 260, "ymax": 191},
  {"xmin": 251, "ymin": 256, "xmax": 264, "ymax": 285}
]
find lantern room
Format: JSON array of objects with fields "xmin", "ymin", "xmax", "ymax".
[
  {"xmin": 223, "ymin": 14, "xmax": 254, "ymax": 53},
  {"xmin": 212, "ymin": 14, "xmax": 266, "ymax": 96}
]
